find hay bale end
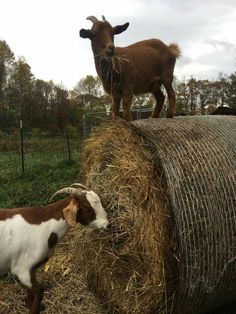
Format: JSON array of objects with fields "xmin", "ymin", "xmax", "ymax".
[{"xmin": 79, "ymin": 116, "xmax": 236, "ymax": 314}]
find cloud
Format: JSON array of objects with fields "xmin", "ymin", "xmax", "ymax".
[
  {"xmin": 205, "ymin": 39, "xmax": 236, "ymax": 52},
  {"xmin": 1, "ymin": 0, "xmax": 236, "ymax": 88}
]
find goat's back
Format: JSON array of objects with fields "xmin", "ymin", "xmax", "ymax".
[
  {"xmin": 115, "ymin": 39, "xmax": 177, "ymax": 93},
  {"xmin": 121, "ymin": 39, "xmax": 178, "ymax": 60}
]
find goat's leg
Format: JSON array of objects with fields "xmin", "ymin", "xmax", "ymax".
[
  {"xmin": 122, "ymin": 93, "xmax": 133, "ymax": 122},
  {"xmin": 151, "ymin": 89, "xmax": 165, "ymax": 118},
  {"xmin": 163, "ymin": 83, "xmax": 176, "ymax": 118},
  {"xmin": 25, "ymin": 288, "xmax": 34, "ymax": 309},
  {"xmin": 17, "ymin": 267, "xmax": 44, "ymax": 314},
  {"xmin": 111, "ymin": 94, "xmax": 121, "ymax": 119},
  {"xmin": 13, "ymin": 269, "xmax": 35, "ymax": 311},
  {"xmin": 29, "ymin": 269, "xmax": 44, "ymax": 314}
]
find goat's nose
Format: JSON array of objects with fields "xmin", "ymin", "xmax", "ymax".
[{"xmin": 107, "ymin": 44, "xmax": 115, "ymax": 55}]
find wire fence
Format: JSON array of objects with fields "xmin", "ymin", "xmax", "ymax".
[
  {"xmin": 0, "ymin": 109, "xmax": 153, "ymax": 176},
  {"xmin": 0, "ymin": 128, "xmax": 83, "ymax": 176},
  {"xmin": 82, "ymin": 108, "xmax": 153, "ymax": 136}
]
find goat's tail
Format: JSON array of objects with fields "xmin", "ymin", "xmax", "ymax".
[{"xmin": 169, "ymin": 43, "xmax": 181, "ymax": 59}]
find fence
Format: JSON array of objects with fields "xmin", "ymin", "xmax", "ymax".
[
  {"xmin": 82, "ymin": 108, "xmax": 153, "ymax": 136},
  {"xmin": 0, "ymin": 128, "xmax": 83, "ymax": 176},
  {"xmin": 0, "ymin": 109, "xmax": 153, "ymax": 176}
]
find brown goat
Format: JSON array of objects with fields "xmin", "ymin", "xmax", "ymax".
[{"xmin": 80, "ymin": 15, "xmax": 181, "ymax": 121}]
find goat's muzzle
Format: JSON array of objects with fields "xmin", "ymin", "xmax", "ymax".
[{"xmin": 106, "ymin": 43, "xmax": 115, "ymax": 56}]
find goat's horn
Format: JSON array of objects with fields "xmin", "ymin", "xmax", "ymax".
[
  {"xmin": 70, "ymin": 183, "xmax": 89, "ymax": 190},
  {"xmin": 49, "ymin": 187, "xmax": 83, "ymax": 203},
  {"xmin": 102, "ymin": 15, "xmax": 107, "ymax": 22},
  {"xmin": 86, "ymin": 16, "xmax": 98, "ymax": 23}
]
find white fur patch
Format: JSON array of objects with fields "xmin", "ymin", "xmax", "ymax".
[
  {"xmin": 0, "ymin": 215, "xmax": 69, "ymax": 287},
  {"xmin": 86, "ymin": 191, "xmax": 109, "ymax": 229}
]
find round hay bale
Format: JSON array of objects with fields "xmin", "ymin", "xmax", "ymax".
[{"xmin": 80, "ymin": 116, "xmax": 236, "ymax": 314}]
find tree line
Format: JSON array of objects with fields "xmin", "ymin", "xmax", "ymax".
[{"xmin": 0, "ymin": 40, "xmax": 235, "ymax": 132}]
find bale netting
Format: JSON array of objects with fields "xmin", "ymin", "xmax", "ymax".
[{"xmin": 79, "ymin": 115, "xmax": 236, "ymax": 314}]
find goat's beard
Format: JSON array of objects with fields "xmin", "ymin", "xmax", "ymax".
[
  {"xmin": 95, "ymin": 52, "xmax": 129, "ymax": 90},
  {"xmin": 95, "ymin": 55, "xmax": 121, "ymax": 91}
]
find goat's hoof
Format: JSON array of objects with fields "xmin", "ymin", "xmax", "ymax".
[{"xmin": 166, "ymin": 112, "xmax": 174, "ymax": 118}]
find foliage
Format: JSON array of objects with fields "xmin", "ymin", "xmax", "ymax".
[
  {"xmin": 227, "ymin": 72, "xmax": 236, "ymax": 109},
  {"xmin": 175, "ymin": 74, "xmax": 231, "ymax": 115}
]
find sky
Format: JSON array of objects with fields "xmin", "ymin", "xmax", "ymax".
[{"xmin": 0, "ymin": 0, "xmax": 236, "ymax": 90}]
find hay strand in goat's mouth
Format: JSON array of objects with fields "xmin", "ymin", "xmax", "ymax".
[{"xmin": 80, "ymin": 119, "xmax": 177, "ymax": 314}]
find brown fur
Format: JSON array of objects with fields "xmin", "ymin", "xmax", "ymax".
[
  {"xmin": 48, "ymin": 232, "xmax": 58, "ymax": 249},
  {"xmin": 0, "ymin": 196, "xmax": 95, "ymax": 226},
  {"xmin": 80, "ymin": 18, "xmax": 181, "ymax": 121}
]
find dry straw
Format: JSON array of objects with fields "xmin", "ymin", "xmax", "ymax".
[
  {"xmin": 80, "ymin": 116, "xmax": 236, "ymax": 314},
  {"xmin": 80, "ymin": 119, "xmax": 177, "ymax": 314}
]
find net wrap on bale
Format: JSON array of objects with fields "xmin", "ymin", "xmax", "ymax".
[{"xmin": 80, "ymin": 116, "xmax": 236, "ymax": 314}]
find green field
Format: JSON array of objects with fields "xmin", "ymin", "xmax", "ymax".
[
  {"xmin": 0, "ymin": 130, "xmax": 83, "ymax": 208},
  {"xmin": 0, "ymin": 152, "xmax": 81, "ymax": 208}
]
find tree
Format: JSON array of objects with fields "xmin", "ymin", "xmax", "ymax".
[
  {"xmin": 176, "ymin": 79, "xmax": 189, "ymax": 113},
  {"xmin": 227, "ymin": 72, "xmax": 236, "ymax": 109},
  {"xmin": 74, "ymin": 75, "xmax": 102, "ymax": 97},
  {"xmin": 0, "ymin": 41, "xmax": 14, "ymax": 101},
  {"xmin": 54, "ymin": 85, "xmax": 70, "ymax": 130},
  {"xmin": 216, "ymin": 73, "xmax": 230, "ymax": 107},
  {"xmin": 71, "ymin": 75, "xmax": 103, "ymax": 111},
  {"xmin": 187, "ymin": 77, "xmax": 199, "ymax": 114},
  {"xmin": 31, "ymin": 79, "xmax": 53, "ymax": 127},
  {"xmin": 197, "ymin": 80, "xmax": 211, "ymax": 115},
  {"xmin": 5, "ymin": 57, "xmax": 34, "ymax": 126},
  {"xmin": 0, "ymin": 41, "xmax": 15, "ymax": 126},
  {"xmin": 132, "ymin": 94, "xmax": 153, "ymax": 109}
]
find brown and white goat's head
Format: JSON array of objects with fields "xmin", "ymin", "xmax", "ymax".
[
  {"xmin": 80, "ymin": 15, "xmax": 129, "ymax": 57},
  {"xmin": 50, "ymin": 183, "xmax": 109, "ymax": 229}
]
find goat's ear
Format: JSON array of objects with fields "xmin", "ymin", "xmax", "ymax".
[
  {"xmin": 113, "ymin": 22, "xmax": 129, "ymax": 35},
  {"xmin": 80, "ymin": 29, "xmax": 93, "ymax": 39},
  {"xmin": 63, "ymin": 199, "xmax": 79, "ymax": 227}
]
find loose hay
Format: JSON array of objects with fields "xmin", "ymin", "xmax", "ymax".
[
  {"xmin": 80, "ymin": 119, "xmax": 177, "ymax": 314},
  {"xmin": 80, "ymin": 116, "xmax": 236, "ymax": 314}
]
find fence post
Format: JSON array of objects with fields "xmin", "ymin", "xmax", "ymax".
[
  {"xmin": 82, "ymin": 114, "xmax": 86, "ymax": 137},
  {"xmin": 20, "ymin": 120, "xmax": 25, "ymax": 174},
  {"xmin": 66, "ymin": 131, "xmax": 72, "ymax": 163}
]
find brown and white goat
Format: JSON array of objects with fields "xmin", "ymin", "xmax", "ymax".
[
  {"xmin": 0, "ymin": 183, "xmax": 108, "ymax": 314},
  {"xmin": 80, "ymin": 15, "xmax": 181, "ymax": 121}
]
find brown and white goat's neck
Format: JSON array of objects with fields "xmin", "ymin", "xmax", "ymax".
[{"xmin": 0, "ymin": 197, "xmax": 72, "ymax": 225}]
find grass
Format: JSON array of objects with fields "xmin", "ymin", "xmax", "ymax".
[
  {"xmin": 0, "ymin": 130, "xmax": 82, "ymax": 208},
  {"xmin": 0, "ymin": 154, "xmax": 80, "ymax": 208}
]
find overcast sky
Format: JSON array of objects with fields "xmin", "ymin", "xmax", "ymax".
[{"xmin": 1, "ymin": 0, "xmax": 236, "ymax": 89}]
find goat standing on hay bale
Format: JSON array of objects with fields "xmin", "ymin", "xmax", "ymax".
[
  {"xmin": 0, "ymin": 183, "xmax": 108, "ymax": 314},
  {"xmin": 80, "ymin": 15, "xmax": 181, "ymax": 121}
]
